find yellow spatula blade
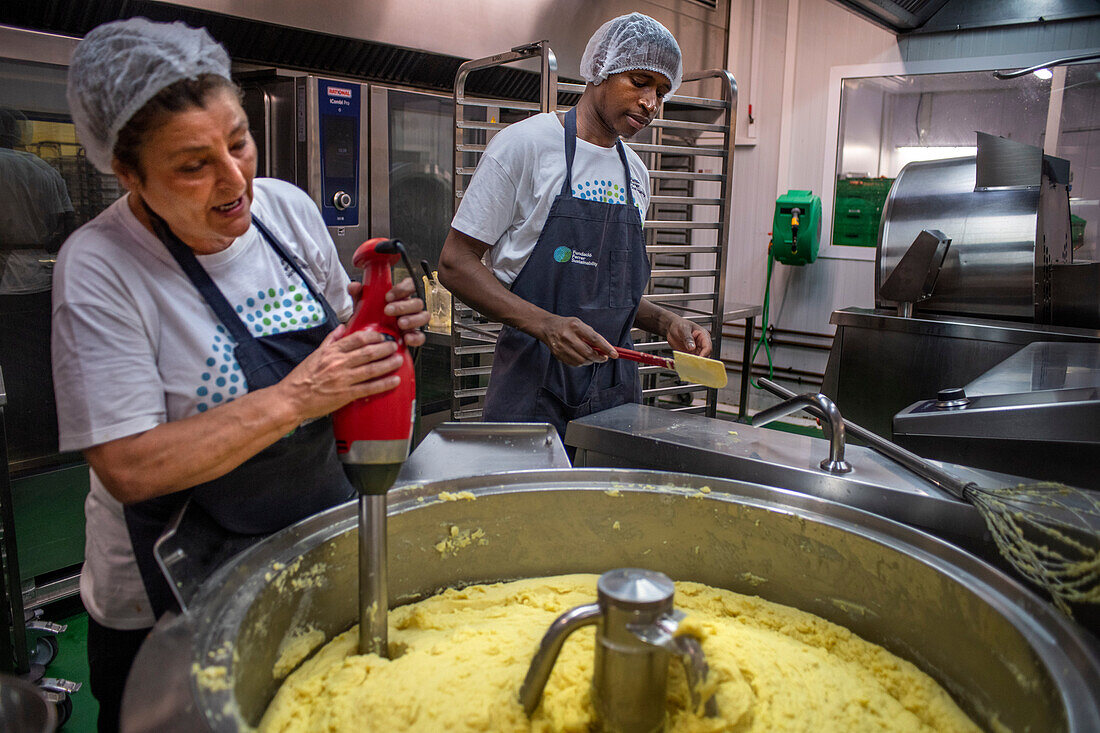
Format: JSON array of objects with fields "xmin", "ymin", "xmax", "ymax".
[{"xmin": 672, "ymin": 351, "xmax": 728, "ymax": 389}]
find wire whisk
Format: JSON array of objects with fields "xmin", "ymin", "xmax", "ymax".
[
  {"xmin": 968, "ymin": 482, "xmax": 1100, "ymax": 615},
  {"xmin": 758, "ymin": 379, "xmax": 1100, "ymax": 616}
]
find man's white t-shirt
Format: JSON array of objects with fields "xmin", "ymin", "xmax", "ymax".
[
  {"xmin": 452, "ymin": 112, "xmax": 650, "ymax": 286},
  {"xmin": 52, "ymin": 177, "xmax": 352, "ymax": 629},
  {"xmin": 0, "ymin": 148, "xmax": 74, "ymax": 293}
]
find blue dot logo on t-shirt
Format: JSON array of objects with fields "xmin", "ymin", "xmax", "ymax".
[
  {"xmin": 196, "ymin": 333, "xmax": 244, "ymax": 412},
  {"xmin": 193, "ymin": 277, "xmax": 320, "ymax": 413},
  {"xmin": 554, "ymin": 246, "xmax": 572, "ymax": 263}
]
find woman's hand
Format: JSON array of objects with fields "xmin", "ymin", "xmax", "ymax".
[
  {"xmin": 83, "ymin": 289, "xmax": 425, "ymax": 504},
  {"xmin": 666, "ymin": 317, "xmax": 712, "ymax": 357},
  {"xmin": 277, "ymin": 325, "xmax": 404, "ymax": 421},
  {"xmin": 347, "ymin": 276, "xmax": 428, "ymax": 348},
  {"xmin": 277, "ymin": 277, "xmax": 428, "ymax": 420}
]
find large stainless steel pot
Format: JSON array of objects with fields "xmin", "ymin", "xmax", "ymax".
[
  {"xmin": 0, "ymin": 675, "xmax": 56, "ymax": 733},
  {"xmin": 122, "ymin": 469, "xmax": 1100, "ymax": 732}
]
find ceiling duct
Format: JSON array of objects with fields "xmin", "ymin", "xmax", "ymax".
[
  {"xmin": 832, "ymin": 0, "xmax": 1100, "ymax": 34},
  {"xmin": 833, "ymin": 0, "xmax": 951, "ymax": 32},
  {"xmin": 0, "ymin": 0, "xmax": 566, "ymax": 102}
]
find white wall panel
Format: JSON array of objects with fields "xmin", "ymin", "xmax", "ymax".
[
  {"xmin": 722, "ymin": 0, "xmax": 790, "ymax": 318},
  {"xmin": 720, "ymin": 0, "xmax": 897, "ymax": 389},
  {"xmin": 839, "ymin": 83, "xmax": 886, "ymax": 177}
]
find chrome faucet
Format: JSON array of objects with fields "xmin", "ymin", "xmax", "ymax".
[
  {"xmin": 519, "ymin": 568, "xmax": 718, "ymax": 732},
  {"xmin": 752, "ymin": 391, "xmax": 852, "ymax": 474}
]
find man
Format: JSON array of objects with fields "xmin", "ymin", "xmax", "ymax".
[
  {"xmin": 0, "ymin": 108, "xmax": 75, "ymax": 460},
  {"xmin": 439, "ymin": 13, "xmax": 712, "ymax": 435}
]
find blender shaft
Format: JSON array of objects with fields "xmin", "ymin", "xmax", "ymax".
[{"xmin": 358, "ymin": 493, "xmax": 388, "ymax": 655}]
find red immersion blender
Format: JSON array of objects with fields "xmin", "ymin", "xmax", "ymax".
[{"xmin": 331, "ymin": 237, "xmax": 417, "ymax": 656}]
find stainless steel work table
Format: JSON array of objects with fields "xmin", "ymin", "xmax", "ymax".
[{"xmin": 564, "ymin": 402, "xmax": 1034, "ymax": 555}]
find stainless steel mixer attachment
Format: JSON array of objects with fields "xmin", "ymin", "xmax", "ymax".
[
  {"xmin": 519, "ymin": 568, "xmax": 718, "ymax": 733},
  {"xmin": 758, "ymin": 378, "xmax": 1100, "ymax": 616},
  {"xmin": 359, "ymin": 492, "xmax": 388, "ymax": 655}
]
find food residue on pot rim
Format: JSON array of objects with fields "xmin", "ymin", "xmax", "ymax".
[
  {"xmin": 192, "ymin": 663, "xmax": 230, "ymax": 692},
  {"xmin": 740, "ymin": 572, "xmax": 768, "ymax": 587},
  {"xmin": 830, "ymin": 598, "xmax": 876, "ymax": 620},
  {"xmin": 439, "ymin": 490, "xmax": 477, "ymax": 502},
  {"xmin": 435, "ymin": 525, "xmax": 489, "ymax": 557}
]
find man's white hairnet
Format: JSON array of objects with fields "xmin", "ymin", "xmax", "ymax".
[
  {"xmin": 67, "ymin": 17, "xmax": 232, "ymax": 173},
  {"xmin": 579, "ymin": 13, "xmax": 682, "ymax": 98}
]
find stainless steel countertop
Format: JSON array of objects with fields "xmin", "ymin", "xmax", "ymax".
[
  {"xmin": 722, "ymin": 302, "xmax": 763, "ymax": 322},
  {"xmin": 966, "ymin": 341, "xmax": 1100, "ymax": 396},
  {"xmin": 396, "ymin": 422, "xmax": 570, "ymax": 485},
  {"xmin": 564, "ymin": 403, "xmax": 1026, "ymax": 547},
  {"xmin": 831, "ymin": 307, "xmax": 1100, "ymax": 344}
]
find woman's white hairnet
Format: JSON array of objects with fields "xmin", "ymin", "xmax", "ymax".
[
  {"xmin": 580, "ymin": 13, "xmax": 682, "ymax": 98},
  {"xmin": 67, "ymin": 17, "xmax": 232, "ymax": 173}
]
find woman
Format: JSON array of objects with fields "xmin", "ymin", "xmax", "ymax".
[{"xmin": 54, "ymin": 17, "xmax": 427, "ymax": 730}]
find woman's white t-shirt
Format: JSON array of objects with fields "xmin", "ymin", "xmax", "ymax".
[
  {"xmin": 451, "ymin": 112, "xmax": 650, "ymax": 286},
  {"xmin": 52, "ymin": 178, "xmax": 352, "ymax": 629}
]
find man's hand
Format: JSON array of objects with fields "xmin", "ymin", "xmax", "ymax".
[
  {"xmin": 666, "ymin": 317, "xmax": 712, "ymax": 357},
  {"xmin": 536, "ymin": 314, "xmax": 617, "ymax": 367},
  {"xmin": 440, "ymin": 228, "xmax": 621, "ymax": 367},
  {"xmin": 635, "ymin": 299, "xmax": 713, "ymax": 358}
]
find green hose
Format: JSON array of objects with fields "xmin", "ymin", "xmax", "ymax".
[{"xmin": 750, "ymin": 250, "xmax": 775, "ymax": 389}]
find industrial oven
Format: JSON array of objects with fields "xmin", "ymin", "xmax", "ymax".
[
  {"xmin": 241, "ymin": 73, "xmax": 370, "ymax": 273},
  {"xmin": 240, "ymin": 73, "xmax": 455, "ymax": 282}
]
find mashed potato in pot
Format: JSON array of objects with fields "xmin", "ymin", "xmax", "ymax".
[{"xmin": 257, "ymin": 574, "xmax": 980, "ymax": 732}]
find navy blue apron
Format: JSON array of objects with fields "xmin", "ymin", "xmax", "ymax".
[
  {"xmin": 124, "ymin": 212, "xmax": 354, "ymax": 618},
  {"xmin": 482, "ymin": 108, "xmax": 650, "ymax": 435}
]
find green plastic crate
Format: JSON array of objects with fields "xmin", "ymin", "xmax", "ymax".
[
  {"xmin": 1071, "ymin": 214, "xmax": 1086, "ymax": 251},
  {"xmin": 832, "ymin": 177, "xmax": 893, "ymax": 248}
]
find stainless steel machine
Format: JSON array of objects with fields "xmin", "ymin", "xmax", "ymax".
[
  {"xmin": 893, "ymin": 341, "xmax": 1100, "ymax": 489},
  {"xmin": 824, "ymin": 133, "xmax": 1100, "ymax": 443},
  {"xmin": 240, "ymin": 73, "xmax": 370, "ymax": 273},
  {"xmin": 567, "ymin": 402, "xmax": 1004, "ymax": 556},
  {"xmin": 876, "ymin": 133, "xmax": 1094, "ymax": 327}
]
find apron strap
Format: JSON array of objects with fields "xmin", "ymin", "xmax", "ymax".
[
  {"xmin": 249, "ymin": 216, "xmax": 341, "ymax": 326},
  {"xmin": 561, "ymin": 107, "xmax": 578, "ymax": 197},
  {"xmin": 148, "ymin": 211, "xmax": 254, "ymax": 344},
  {"xmin": 615, "ymin": 140, "xmax": 636, "ymax": 209},
  {"xmin": 560, "ymin": 107, "xmax": 638, "ymax": 209}
]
